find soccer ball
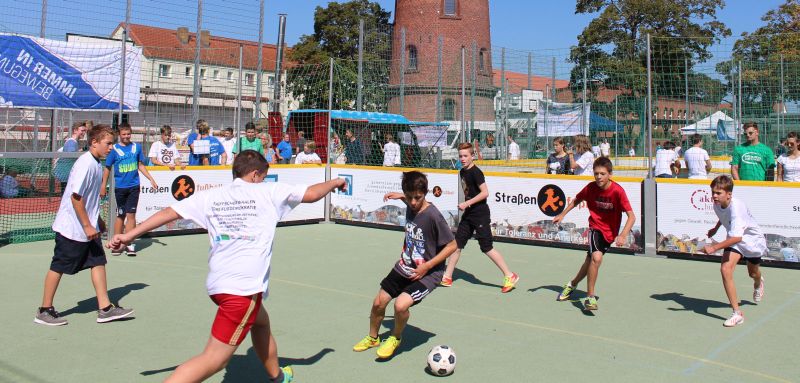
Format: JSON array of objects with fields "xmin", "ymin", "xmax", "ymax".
[{"xmin": 427, "ymin": 345, "xmax": 456, "ymax": 376}]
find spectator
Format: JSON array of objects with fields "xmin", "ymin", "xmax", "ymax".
[
  {"xmin": 654, "ymin": 141, "xmax": 681, "ymax": 178},
  {"xmin": 628, "ymin": 146, "xmax": 636, "ymax": 157},
  {"xmin": 780, "ymin": 241, "xmax": 798, "ymax": 262},
  {"xmin": 221, "ymin": 127, "xmax": 235, "ymax": 165},
  {"xmin": 330, "ymin": 133, "xmax": 346, "ymax": 164},
  {"xmin": 1, "ymin": 169, "xmax": 32, "ymax": 198},
  {"xmin": 485, "ymin": 133, "xmax": 495, "ymax": 148},
  {"xmin": 266, "ymin": 143, "xmax": 278, "ymax": 164},
  {"xmin": 599, "ymin": 138, "xmax": 611, "ymax": 158},
  {"xmin": 776, "ymin": 138, "xmax": 788, "ymax": 157},
  {"xmin": 777, "ymin": 131, "xmax": 800, "ymax": 182},
  {"xmin": 277, "ymin": 133, "xmax": 293, "ymax": 164},
  {"xmin": 568, "ymin": 134, "xmax": 595, "ymax": 176},
  {"xmin": 546, "ymin": 137, "xmax": 571, "ymax": 175},
  {"xmin": 507, "ymin": 134, "xmax": 520, "ymax": 160},
  {"xmin": 344, "ymin": 129, "xmax": 364, "ymax": 164},
  {"xmin": 295, "ymin": 130, "xmax": 307, "ymax": 155},
  {"xmin": 591, "ymin": 143, "xmax": 601, "ymax": 158},
  {"xmin": 731, "ymin": 122, "xmax": 775, "ymax": 181},
  {"xmin": 295, "ymin": 141, "xmax": 322, "ymax": 164},
  {"xmin": 683, "ymin": 134, "xmax": 712, "ymax": 180},
  {"xmin": 383, "ymin": 133, "xmax": 401, "ymax": 166},
  {"xmin": 232, "ymin": 123, "xmax": 264, "ymax": 161},
  {"xmin": 148, "ymin": 125, "xmax": 185, "ymax": 171},
  {"xmin": 55, "ymin": 120, "xmax": 90, "ymax": 190},
  {"xmin": 187, "ymin": 120, "xmax": 226, "ymax": 166}
]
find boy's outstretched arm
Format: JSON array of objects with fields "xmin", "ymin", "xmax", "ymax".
[
  {"xmin": 410, "ymin": 240, "xmax": 457, "ymax": 281},
  {"xmin": 615, "ymin": 210, "xmax": 636, "ymax": 246},
  {"xmin": 302, "ymin": 178, "xmax": 347, "ymax": 203},
  {"xmin": 553, "ymin": 198, "xmax": 580, "ymax": 225},
  {"xmin": 384, "ymin": 192, "xmax": 408, "ymax": 206},
  {"xmin": 108, "ymin": 207, "xmax": 181, "ymax": 250}
]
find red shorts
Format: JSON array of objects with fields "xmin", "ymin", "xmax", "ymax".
[{"xmin": 210, "ymin": 293, "xmax": 262, "ymax": 346}]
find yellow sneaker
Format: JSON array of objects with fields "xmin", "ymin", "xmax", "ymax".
[
  {"xmin": 352, "ymin": 335, "xmax": 380, "ymax": 352},
  {"xmin": 501, "ymin": 272, "xmax": 519, "ymax": 293},
  {"xmin": 376, "ymin": 335, "xmax": 401, "ymax": 359},
  {"xmin": 280, "ymin": 366, "xmax": 293, "ymax": 383}
]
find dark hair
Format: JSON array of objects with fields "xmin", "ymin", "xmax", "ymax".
[
  {"xmin": 118, "ymin": 122, "xmax": 132, "ymax": 132},
  {"xmin": 160, "ymin": 125, "xmax": 172, "ymax": 135},
  {"xmin": 788, "ymin": 131, "xmax": 797, "ymax": 140},
  {"xmin": 743, "ymin": 122, "xmax": 759, "ymax": 131},
  {"xmin": 89, "ymin": 124, "xmax": 114, "ymax": 143},
  {"xmin": 593, "ymin": 156, "xmax": 613, "ymax": 173},
  {"xmin": 401, "ymin": 171, "xmax": 428, "ymax": 194},
  {"xmin": 691, "ymin": 134, "xmax": 703, "ymax": 145},
  {"xmin": 710, "ymin": 175, "xmax": 734, "ymax": 193},
  {"xmin": 232, "ymin": 150, "xmax": 269, "ymax": 178},
  {"xmin": 224, "ymin": 127, "xmax": 233, "ymax": 134},
  {"xmin": 245, "ymin": 121, "xmax": 256, "ymax": 131}
]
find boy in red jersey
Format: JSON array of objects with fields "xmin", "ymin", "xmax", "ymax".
[{"xmin": 553, "ymin": 157, "xmax": 636, "ymax": 310}]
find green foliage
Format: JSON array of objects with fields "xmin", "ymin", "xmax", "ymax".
[{"xmin": 285, "ymin": 0, "xmax": 392, "ymax": 110}]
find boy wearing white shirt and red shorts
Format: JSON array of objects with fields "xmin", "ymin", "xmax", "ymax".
[{"xmin": 110, "ymin": 150, "xmax": 346, "ymax": 383}]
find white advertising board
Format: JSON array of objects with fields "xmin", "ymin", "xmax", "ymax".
[
  {"xmin": 485, "ymin": 173, "xmax": 643, "ymax": 251},
  {"xmin": 656, "ymin": 180, "xmax": 800, "ymax": 262},
  {"xmin": 329, "ymin": 165, "xmax": 460, "ymax": 229},
  {"xmin": 136, "ymin": 165, "xmax": 326, "ymax": 232}
]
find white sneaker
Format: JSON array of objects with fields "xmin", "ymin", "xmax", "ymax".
[
  {"xmin": 723, "ymin": 311, "xmax": 744, "ymax": 327},
  {"xmin": 753, "ymin": 277, "xmax": 764, "ymax": 303},
  {"xmin": 126, "ymin": 244, "xmax": 136, "ymax": 257}
]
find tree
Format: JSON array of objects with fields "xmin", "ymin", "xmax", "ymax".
[
  {"xmin": 717, "ymin": 0, "xmax": 800, "ymax": 113},
  {"xmin": 569, "ymin": 0, "xmax": 730, "ymax": 115},
  {"xmin": 285, "ymin": 0, "xmax": 392, "ymax": 110}
]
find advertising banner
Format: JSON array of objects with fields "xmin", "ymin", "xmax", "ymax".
[
  {"xmin": 0, "ymin": 34, "xmax": 140, "ymax": 110},
  {"xmin": 330, "ymin": 166, "xmax": 459, "ymax": 230},
  {"xmin": 656, "ymin": 180, "xmax": 800, "ymax": 262},
  {"xmin": 137, "ymin": 165, "xmax": 326, "ymax": 233},
  {"xmin": 536, "ymin": 102, "xmax": 590, "ymax": 137},
  {"xmin": 485, "ymin": 173, "xmax": 643, "ymax": 252}
]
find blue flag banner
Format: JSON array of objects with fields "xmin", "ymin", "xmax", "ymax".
[{"xmin": 0, "ymin": 34, "xmax": 140, "ymax": 111}]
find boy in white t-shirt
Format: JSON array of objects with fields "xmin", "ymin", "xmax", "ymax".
[
  {"xmin": 109, "ymin": 149, "xmax": 346, "ymax": 383},
  {"xmin": 148, "ymin": 125, "xmax": 185, "ymax": 170},
  {"xmin": 34, "ymin": 124, "xmax": 135, "ymax": 326},
  {"xmin": 294, "ymin": 141, "xmax": 322, "ymax": 164},
  {"xmin": 383, "ymin": 134, "xmax": 401, "ymax": 166},
  {"xmin": 701, "ymin": 175, "xmax": 767, "ymax": 327},
  {"xmin": 683, "ymin": 134, "xmax": 712, "ymax": 179}
]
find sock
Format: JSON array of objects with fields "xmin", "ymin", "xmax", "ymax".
[
  {"xmin": 101, "ymin": 304, "xmax": 113, "ymax": 312},
  {"xmin": 39, "ymin": 306, "xmax": 52, "ymax": 313},
  {"xmin": 269, "ymin": 369, "xmax": 284, "ymax": 383}
]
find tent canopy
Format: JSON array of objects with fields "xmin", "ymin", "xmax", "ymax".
[
  {"xmin": 680, "ymin": 111, "xmax": 740, "ymax": 135},
  {"xmin": 590, "ymin": 113, "xmax": 624, "ymax": 132}
]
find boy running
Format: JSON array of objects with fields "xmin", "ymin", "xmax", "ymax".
[
  {"xmin": 555, "ymin": 157, "xmax": 636, "ymax": 310},
  {"xmin": 701, "ymin": 175, "xmax": 766, "ymax": 327},
  {"xmin": 109, "ymin": 150, "xmax": 346, "ymax": 382},
  {"xmin": 441, "ymin": 142, "xmax": 519, "ymax": 293},
  {"xmin": 100, "ymin": 122, "xmax": 159, "ymax": 256},
  {"xmin": 35, "ymin": 124, "xmax": 134, "ymax": 326},
  {"xmin": 352, "ymin": 171, "xmax": 457, "ymax": 359}
]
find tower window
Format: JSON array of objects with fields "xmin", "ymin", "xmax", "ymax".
[
  {"xmin": 443, "ymin": 0, "xmax": 457, "ymax": 16},
  {"xmin": 443, "ymin": 99, "xmax": 456, "ymax": 120},
  {"xmin": 407, "ymin": 45, "xmax": 418, "ymax": 71},
  {"xmin": 479, "ymin": 49, "xmax": 486, "ymax": 72}
]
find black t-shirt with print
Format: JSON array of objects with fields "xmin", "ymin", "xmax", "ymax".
[{"xmin": 459, "ymin": 165, "xmax": 488, "ymax": 212}]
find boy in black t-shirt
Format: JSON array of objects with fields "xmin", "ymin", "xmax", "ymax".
[
  {"xmin": 352, "ymin": 171, "xmax": 457, "ymax": 359},
  {"xmin": 441, "ymin": 143, "xmax": 519, "ymax": 293}
]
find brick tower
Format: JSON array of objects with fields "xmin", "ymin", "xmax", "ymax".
[{"xmin": 388, "ymin": 0, "xmax": 495, "ymax": 122}]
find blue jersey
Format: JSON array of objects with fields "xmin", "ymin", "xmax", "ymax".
[
  {"xmin": 188, "ymin": 134, "xmax": 225, "ymax": 165},
  {"xmin": 105, "ymin": 142, "xmax": 145, "ymax": 188},
  {"xmin": 277, "ymin": 140, "xmax": 293, "ymax": 159}
]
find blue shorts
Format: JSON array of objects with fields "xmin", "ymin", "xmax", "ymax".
[{"xmin": 114, "ymin": 186, "xmax": 140, "ymax": 217}]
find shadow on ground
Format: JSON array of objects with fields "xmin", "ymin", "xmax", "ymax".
[
  {"xmin": 61, "ymin": 282, "xmax": 148, "ymax": 316},
  {"xmin": 452, "ymin": 268, "xmax": 503, "ymax": 289},
  {"xmin": 650, "ymin": 292, "xmax": 754, "ymax": 321},
  {"xmin": 372, "ymin": 319, "xmax": 436, "ymax": 362}
]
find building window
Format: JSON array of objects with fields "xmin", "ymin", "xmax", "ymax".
[
  {"xmin": 443, "ymin": 0, "xmax": 457, "ymax": 16},
  {"xmin": 158, "ymin": 64, "xmax": 171, "ymax": 78},
  {"xmin": 407, "ymin": 45, "xmax": 418, "ymax": 71},
  {"xmin": 443, "ymin": 99, "xmax": 456, "ymax": 120},
  {"xmin": 227, "ymin": 71, "xmax": 234, "ymax": 82},
  {"xmin": 200, "ymin": 68, "xmax": 207, "ymax": 79},
  {"xmin": 245, "ymin": 73, "xmax": 255, "ymax": 86},
  {"xmin": 185, "ymin": 66, "xmax": 191, "ymax": 77},
  {"xmin": 267, "ymin": 75, "xmax": 275, "ymax": 88},
  {"xmin": 479, "ymin": 49, "xmax": 486, "ymax": 72},
  {"xmin": 213, "ymin": 69, "xmax": 220, "ymax": 80}
]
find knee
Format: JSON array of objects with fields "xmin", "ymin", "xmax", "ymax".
[
  {"xmin": 478, "ymin": 238, "xmax": 493, "ymax": 253},
  {"xmin": 720, "ymin": 265, "xmax": 734, "ymax": 277},
  {"xmin": 590, "ymin": 252, "xmax": 603, "ymax": 264},
  {"xmin": 371, "ymin": 298, "xmax": 387, "ymax": 312},
  {"xmin": 393, "ymin": 301, "xmax": 411, "ymax": 315}
]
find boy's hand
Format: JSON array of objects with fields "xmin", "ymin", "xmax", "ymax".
[
  {"xmin": 168, "ymin": 164, "xmax": 176, "ymax": 171},
  {"xmin": 614, "ymin": 235, "xmax": 627, "ymax": 247},
  {"xmin": 553, "ymin": 214, "xmax": 564, "ymax": 225},
  {"xmin": 107, "ymin": 234, "xmax": 130, "ymax": 251},
  {"xmin": 98, "ymin": 219, "xmax": 107, "ymax": 234},
  {"xmin": 336, "ymin": 178, "xmax": 348, "ymax": 193},
  {"xmin": 410, "ymin": 262, "xmax": 431, "ymax": 281},
  {"xmin": 707, "ymin": 227, "xmax": 718, "ymax": 238},
  {"xmin": 99, "ymin": 187, "xmax": 107, "ymax": 198},
  {"xmin": 458, "ymin": 202, "xmax": 468, "ymax": 211},
  {"xmin": 701, "ymin": 244, "xmax": 716, "ymax": 255},
  {"xmin": 384, "ymin": 192, "xmax": 403, "ymax": 202},
  {"xmin": 83, "ymin": 224, "xmax": 100, "ymax": 240}
]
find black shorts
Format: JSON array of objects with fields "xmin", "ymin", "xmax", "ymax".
[
  {"xmin": 380, "ymin": 269, "xmax": 433, "ymax": 305},
  {"xmin": 50, "ymin": 232, "xmax": 107, "ymax": 275},
  {"xmin": 723, "ymin": 247, "xmax": 762, "ymax": 264},
  {"xmin": 455, "ymin": 207, "xmax": 493, "ymax": 250},
  {"xmin": 114, "ymin": 186, "xmax": 140, "ymax": 216},
  {"xmin": 587, "ymin": 229, "xmax": 612, "ymax": 256}
]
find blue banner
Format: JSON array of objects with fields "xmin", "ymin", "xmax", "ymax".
[{"xmin": 0, "ymin": 35, "xmax": 140, "ymax": 111}]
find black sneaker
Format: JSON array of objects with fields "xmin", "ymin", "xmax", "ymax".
[
  {"xmin": 126, "ymin": 245, "xmax": 136, "ymax": 257},
  {"xmin": 34, "ymin": 307, "xmax": 68, "ymax": 326},
  {"xmin": 97, "ymin": 304, "xmax": 135, "ymax": 323}
]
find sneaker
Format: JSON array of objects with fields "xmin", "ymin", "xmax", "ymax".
[
  {"xmin": 352, "ymin": 335, "xmax": 380, "ymax": 352},
  {"xmin": 376, "ymin": 335, "xmax": 401, "ymax": 359},
  {"xmin": 96, "ymin": 304, "xmax": 135, "ymax": 323},
  {"xmin": 501, "ymin": 272, "xmax": 519, "ymax": 293},
  {"xmin": 557, "ymin": 283, "xmax": 574, "ymax": 301},
  {"xmin": 34, "ymin": 307, "xmax": 67, "ymax": 326},
  {"xmin": 126, "ymin": 245, "xmax": 136, "ymax": 257},
  {"xmin": 583, "ymin": 296, "xmax": 598, "ymax": 311},
  {"xmin": 723, "ymin": 311, "xmax": 744, "ymax": 327},
  {"xmin": 111, "ymin": 249, "xmax": 123, "ymax": 256},
  {"xmin": 440, "ymin": 276, "xmax": 452, "ymax": 287},
  {"xmin": 753, "ymin": 277, "xmax": 764, "ymax": 303},
  {"xmin": 279, "ymin": 366, "xmax": 293, "ymax": 383}
]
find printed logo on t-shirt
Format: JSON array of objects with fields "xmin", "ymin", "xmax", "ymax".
[
  {"xmin": 595, "ymin": 196, "xmax": 614, "ymax": 211},
  {"xmin": 160, "ymin": 148, "xmax": 175, "ymax": 164},
  {"xmin": 741, "ymin": 152, "xmax": 762, "ymax": 165},
  {"xmin": 399, "ymin": 221, "xmax": 426, "ymax": 274},
  {"xmin": 171, "ymin": 175, "xmax": 195, "ymax": 201},
  {"xmin": 537, "ymin": 184, "xmax": 566, "ymax": 217}
]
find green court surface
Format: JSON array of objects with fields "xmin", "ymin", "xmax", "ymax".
[{"xmin": 1, "ymin": 224, "xmax": 798, "ymax": 383}]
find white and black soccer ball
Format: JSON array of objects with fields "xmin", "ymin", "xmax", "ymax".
[{"xmin": 427, "ymin": 345, "xmax": 456, "ymax": 376}]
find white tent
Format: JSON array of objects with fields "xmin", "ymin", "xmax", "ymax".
[{"xmin": 680, "ymin": 111, "xmax": 741, "ymax": 141}]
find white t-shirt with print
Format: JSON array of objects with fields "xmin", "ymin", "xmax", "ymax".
[
  {"xmin": 574, "ymin": 151, "xmax": 595, "ymax": 176},
  {"xmin": 148, "ymin": 141, "xmax": 181, "ymax": 166},
  {"xmin": 683, "ymin": 146, "xmax": 710, "ymax": 179},
  {"xmin": 713, "ymin": 197, "xmax": 768, "ymax": 258},
  {"xmin": 383, "ymin": 142, "xmax": 401, "ymax": 166},
  {"xmin": 51, "ymin": 152, "xmax": 103, "ymax": 242},
  {"xmin": 508, "ymin": 141, "xmax": 520, "ymax": 160},
  {"xmin": 654, "ymin": 149, "xmax": 678, "ymax": 176},
  {"xmin": 171, "ymin": 179, "xmax": 307, "ymax": 297},
  {"xmin": 777, "ymin": 154, "xmax": 800, "ymax": 182},
  {"xmin": 222, "ymin": 138, "xmax": 235, "ymax": 165},
  {"xmin": 295, "ymin": 151, "xmax": 321, "ymax": 164}
]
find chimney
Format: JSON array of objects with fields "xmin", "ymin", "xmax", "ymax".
[
  {"xmin": 200, "ymin": 30, "xmax": 211, "ymax": 48},
  {"xmin": 177, "ymin": 27, "xmax": 189, "ymax": 44}
]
